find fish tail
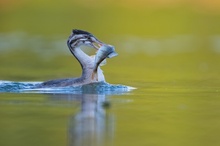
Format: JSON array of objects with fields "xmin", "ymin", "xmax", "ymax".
[{"xmin": 108, "ymin": 52, "xmax": 118, "ymax": 58}]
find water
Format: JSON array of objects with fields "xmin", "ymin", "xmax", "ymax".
[
  {"xmin": 2, "ymin": 32, "xmax": 220, "ymax": 146},
  {"xmin": 1, "ymin": 2, "xmax": 220, "ymax": 145},
  {"xmin": 0, "ymin": 81, "xmax": 133, "ymax": 146},
  {"xmin": 1, "ymin": 34, "xmax": 220, "ymax": 146},
  {"xmin": 1, "ymin": 48, "xmax": 220, "ymax": 146},
  {"xmin": 0, "ymin": 81, "xmax": 132, "ymax": 94}
]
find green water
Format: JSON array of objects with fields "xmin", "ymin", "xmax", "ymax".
[{"xmin": 1, "ymin": 1, "xmax": 220, "ymax": 146}]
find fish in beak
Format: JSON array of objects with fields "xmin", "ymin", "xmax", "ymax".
[{"xmin": 92, "ymin": 45, "xmax": 118, "ymax": 81}]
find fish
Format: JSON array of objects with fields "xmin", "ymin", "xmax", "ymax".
[
  {"xmin": 90, "ymin": 55, "xmax": 106, "ymax": 66},
  {"xmin": 92, "ymin": 45, "xmax": 118, "ymax": 81}
]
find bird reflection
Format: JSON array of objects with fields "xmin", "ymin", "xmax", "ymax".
[
  {"xmin": 50, "ymin": 93, "xmax": 114, "ymax": 146},
  {"xmin": 68, "ymin": 94, "xmax": 114, "ymax": 146}
]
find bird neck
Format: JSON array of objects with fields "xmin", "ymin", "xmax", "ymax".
[{"xmin": 70, "ymin": 46, "xmax": 105, "ymax": 83}]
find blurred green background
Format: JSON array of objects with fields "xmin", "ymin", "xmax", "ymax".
[
  {"xmin": 0, "ymin": 0, "xmax": 220, "ymax": 80},
  {"xmin": 1, "ymin": 1, "xmax": 220, "ymax": 146},
  {"xmin": 0, "ymin": 0, "xmax": 220, "ymax": 82}
]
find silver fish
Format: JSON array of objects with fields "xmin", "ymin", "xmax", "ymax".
[{"xmin": 92, "ymin": 45, "xmax": 118, "ymax": 81}]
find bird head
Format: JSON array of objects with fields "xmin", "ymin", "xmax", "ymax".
[{"xmin": 67, "ymin": 29, "xmax": 104, "ymax": 49}]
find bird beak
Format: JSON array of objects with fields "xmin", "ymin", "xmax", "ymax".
[{"xmin": 90, "ymin": 36, "xmax": 105, "ymax": 50}]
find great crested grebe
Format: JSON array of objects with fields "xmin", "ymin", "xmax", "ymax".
[{"xmin": 38, "ymin": 29, "xmax": 117, "ymax": 87}]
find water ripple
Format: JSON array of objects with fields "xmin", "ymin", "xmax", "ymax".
[{"xmin": 0, "ymin": 80, "xmax": 135, "ymax": 94}]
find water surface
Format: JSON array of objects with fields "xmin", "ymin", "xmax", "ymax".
[
  {"xmin": 1, "ymin": 3, "xmax": 220, "ymax": 145},
  {"xmin": 1, "ymin": 48, "xmax": 220, "ymax": 146}
]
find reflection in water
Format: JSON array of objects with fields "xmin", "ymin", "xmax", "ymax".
[
  {"xmin": 51, "ymin": 93, "xmax": 114, "ymax": 146},
  {"xmin": 0, "ymin": 82, "xmax": 131, "ymax": 146},
  {"xmin": 69, "ymin": 94, "xmax": 113, "ymax": 146}
]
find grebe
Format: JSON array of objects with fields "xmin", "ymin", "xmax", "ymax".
[{"xmin": 38, "ymin": 29, "xmax": 117, "ymax": 87}]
